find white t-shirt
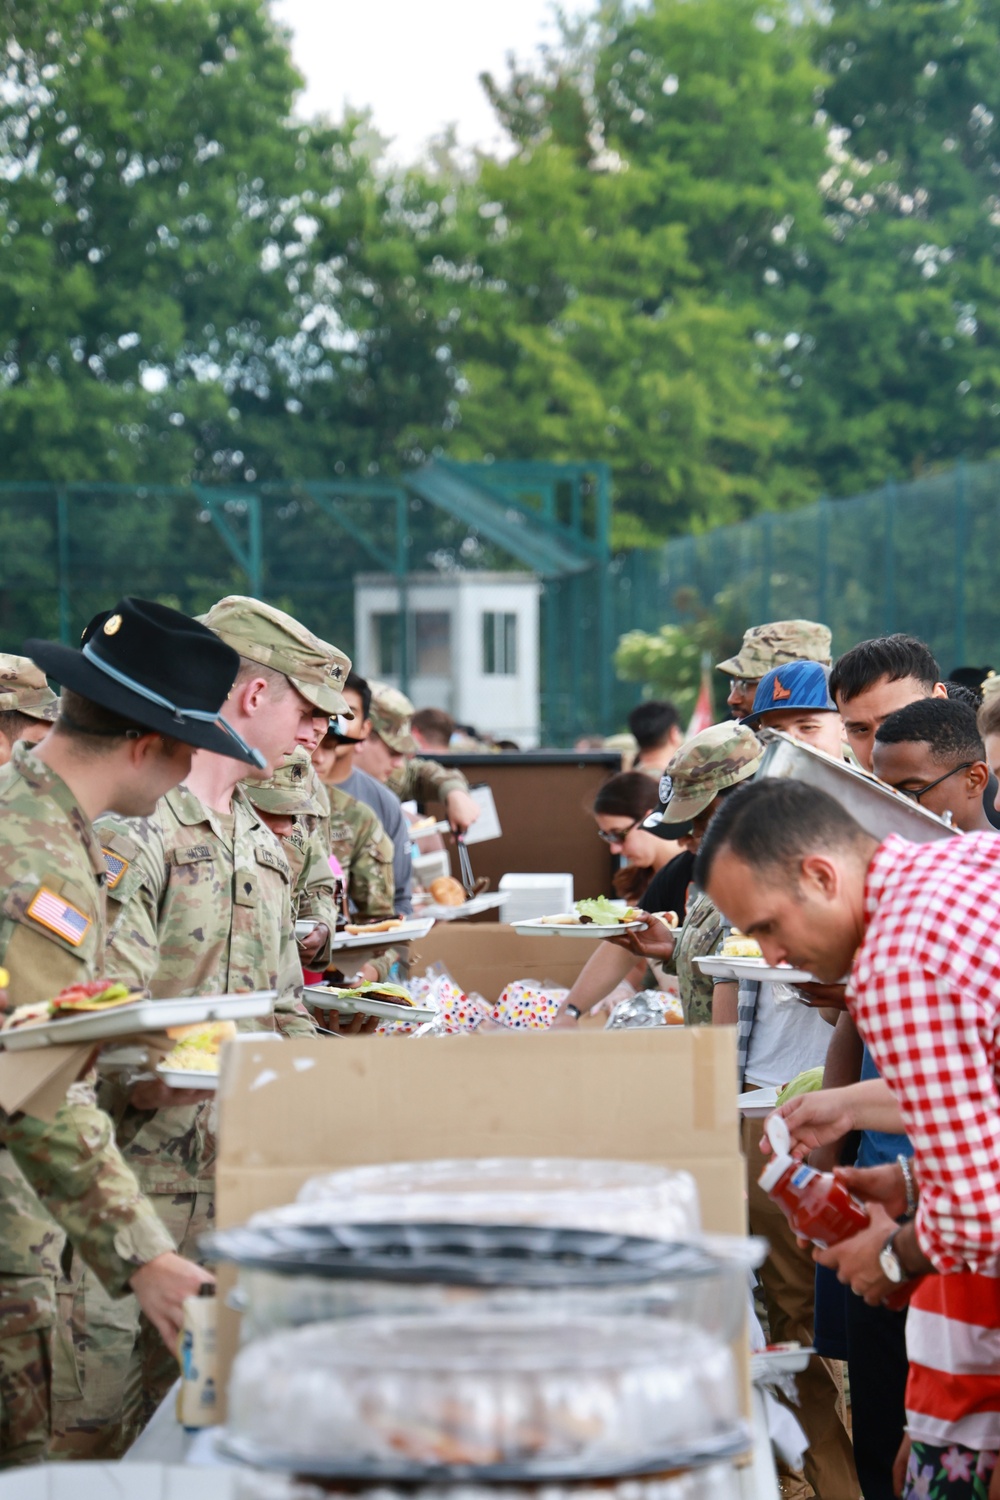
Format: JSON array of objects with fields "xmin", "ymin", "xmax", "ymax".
[{"xmin": 743, "ymin": 981, "xmax": 833, "ymax": 1089}]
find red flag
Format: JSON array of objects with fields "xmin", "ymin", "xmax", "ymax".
[{"xmin": 686, "ymin": 653, "xmax": 715, "ymax": 739}]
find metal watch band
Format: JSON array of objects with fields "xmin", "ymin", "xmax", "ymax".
[
  {"xmin": 897, "ymin": 1153, "xmax": 918, "ymax": 1218},
  {"xmin": 565, "ymin": 1004, "xmax": 582, "ymax": 1020}
]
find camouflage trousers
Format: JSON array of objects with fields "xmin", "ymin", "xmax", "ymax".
[
  {"xmin": 0, "ymin": 1274, "xmax": 57, "ymax": 1468},
  {"xmin": 49, "ymin": 1188, "xmax": 214, "ymax": 1460}
]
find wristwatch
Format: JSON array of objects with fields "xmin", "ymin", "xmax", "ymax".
[
  {"xmin": 565, "ymin": 1004, "xmax": 582, "ymax": 1021},
  {"xmin": 879, "ymin": 1228, "xmax": 907, "ymax": 1285}
]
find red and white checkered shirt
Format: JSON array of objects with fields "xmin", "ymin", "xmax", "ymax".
[{"xmin": 849, "ymin": 832, "xmax": 1000, "ymax": 1277}]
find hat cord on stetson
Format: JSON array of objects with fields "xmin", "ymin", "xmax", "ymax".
[{"xmin": 80, "ymin": 641, "xmax": 266, "ymax": 769}]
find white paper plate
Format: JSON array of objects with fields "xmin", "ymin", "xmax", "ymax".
[
  {"xmin": 155, "ymin": 1066, "xmax": 219, "ymax": 1091},
  {"xmin": 330, "ymin": 918, "xmax": 435, "ymax": 949},
  {"xmin": 737, "ymin": 1086, "xmax": 780, "ymax": 1119},
  {"xmin": 752, "ymin": 1345, "xmax": 814, "ymax": 1382},
  {"xmin": 511, "ymin": 916, "xmax": 648, "ymax": 939},
  {"xmin": 694, "ymin": 956, "xmax": 817, "ymax": 985},
  {"xmin": 0, "ymin": 990, "xmax": 277, "ymax": 1051},
  {"xmin": 303, "ymin": 988, "xmax": 436, "ymax": 1025},
  {"xmin": 415, "ymin": 891, "xmax": 507, "ymax": 922}
]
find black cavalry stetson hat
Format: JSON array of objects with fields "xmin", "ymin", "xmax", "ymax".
[{"xmin": 24, "ymin": 597, "xmax": 265, "ymax": 768}]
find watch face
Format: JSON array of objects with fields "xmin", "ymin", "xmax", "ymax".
[{"xmin": 879, "ymin": 1245, "xmax": 904, "ymax": 1284}]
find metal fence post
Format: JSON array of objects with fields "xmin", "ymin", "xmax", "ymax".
[
  {"xmin": 954, "ymin": 459, "xmax": 967, "ymax": 665},
  {"xmin": 248, "ymin": 492, "xmax": 263, "ymax": 598},
  {"xmin": 883, "ymin": 482, "xmax": 896, "ymax": 634},
  {"xmin": 56, "ymin": 490, "xmax": 71, "ymax": 643},
  {"xmin": 395, "ymin": 489, "xmax": 410, "ymax": 696}
]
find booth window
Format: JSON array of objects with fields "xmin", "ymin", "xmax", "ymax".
[
  {"xmin": 414, "ymin": 612, "xmax": 452, "ymax": 675},
  {"xmin": 373, "ymin": 613, "xmax": 401, "ymax": 677},
  {"xmin": 483, "ymin": 612, "xmax": 518, "ymax": 676}
]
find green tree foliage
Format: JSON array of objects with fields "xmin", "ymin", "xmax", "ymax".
[
  {"xmin": 747, "ymin": 0, "xmax": 1000, "ymax": 497},
  {"xmin": 442, "ymin": 0, "xmax": 827, "ymax": 544}
]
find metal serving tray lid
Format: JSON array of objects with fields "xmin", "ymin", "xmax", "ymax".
[{"xmin": 754, "ymin": 731, "xmax": 955, "ymax": 845}]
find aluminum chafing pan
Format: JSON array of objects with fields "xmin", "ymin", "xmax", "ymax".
[{"xmin": 754, "ymin": 731, "xmax": 954, "ymax": 845}]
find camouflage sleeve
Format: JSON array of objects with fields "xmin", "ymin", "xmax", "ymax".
[
  {"xmin": 366, "ymin": 946, "xmax": 400, "ymax": 984},
  {"xmin": 294, "ymin": 822, "xmax": 340, "ymax": 970},
  {"xmin": 96, "ymin": 816, "xmax": 166, "ymax": 990},
  {"xmin": 271, "ymin": 866, "xmax": 317, "ymax": 1040},
  {"xmin": 2, "ymin": 1099, "xmax": 175, "ymax": 1297},
  {"xmin": 389, "ymin": 757, "xmax": 469, "ymax": 805},
  {"xmin": 347, "ymin": 808, "xmax": 396, "ymax": 921}
]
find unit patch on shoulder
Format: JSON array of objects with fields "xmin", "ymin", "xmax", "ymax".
[
  {"xmin": 102, "ymin": 848, "xmax": 129, "ymax": 890},
  {"xmin": 26, "ymin": 888, "xmax": 92, "ymax": 947}
]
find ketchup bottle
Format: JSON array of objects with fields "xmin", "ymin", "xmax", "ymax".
[{"xmin": 759, "ymin": 1114, "xmax": 870, "ymax": 1249}]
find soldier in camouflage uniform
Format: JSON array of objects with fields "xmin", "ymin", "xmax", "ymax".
[
  {"xmin": 323, "ymin": 780, "xmax": 400, "ymax": 986},
  {"xmin": 54, "ymin": 598, "xmax": 350, "ymax": 1454},
  {"xmin": 244, "ymin": 749, "xmax": 340, "ymax": 967},
  {"xmin": 0, "ymin": 598, "xmax": 253, "ymax": 1465},
  {"xmin": 358, "ymin": 683, "xmax": 481, "ymax": 833},
  {"xmin": 554, "ymin": 723, "xmax": 763, "ymax": 1028},
  {"xmin": 716, "ymin": 620, "xmax": 832, "ymax": 720},
  {"xmin": 0, "ymin": 655, "xmax": 59, "ymax": 764}
]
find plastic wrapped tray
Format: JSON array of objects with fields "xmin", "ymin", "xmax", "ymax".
[
  {"xmin": 223, "ymin": 1312, "xmax": 747, "ymax": 1481},
  {"xmin": 280, "ymin": 1157, "xmax": 702, "ymax": 1241},
  {"xmin": 231, "ymin": 1469, "xmax": 741, "ymax": 1500}
]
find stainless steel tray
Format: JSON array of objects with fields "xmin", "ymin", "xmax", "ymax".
[{"xmin": 755, "ymin": 732, "xmax": 955, "ymax": 844}]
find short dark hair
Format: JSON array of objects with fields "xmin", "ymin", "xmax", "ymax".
[
  {"xmin": 945, "ymin": 680, "xmax": 982, "ymax": 711},
  {"xmin": 876, "ymin": 698, "xmax": 985, "ymax": 765},
  {"xmin": 593, "ymin": 770, "xmax": 660, "ymax": 821},
  {"xmin": 694, "ymin": 779, "xmax": 868, "ymax": 891},
  {"xmin": 0, "ymin": 710, "xmax": 43, "ymax": 745},
  {"xmin": 628, "ymin": 700, "xmax": 681, "ymax": 752},
  {"xmin": 54, "ymin": 689, "xmax": 150, "ymax": 751},
  {"xmin": 412, "ymin": 707, "xmax": 455, "ymax": 746},
  {"xmin": 829, "ymin": 634, "xmax": 940, "ymax": 705},
  {"xmin": 345, "ymin": 670, "xmax": 372, "ymax": 720}
]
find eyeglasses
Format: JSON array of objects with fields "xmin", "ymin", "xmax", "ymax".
[
  {"xmin": 597, "ymin": 817, "xmax": 643, "ymax": 846},
  {"xmin": 897, "ymin": 763, "xmax": 975, "ymax": 804},
  {"xmin": 728, "ymin": 677, "xmax": 760, "ymax": 694}
]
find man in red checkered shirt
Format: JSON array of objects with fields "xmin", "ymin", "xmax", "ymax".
[{"xmin": 697, "ymin": 779, "xmax": 1000, "ymax": 1500}]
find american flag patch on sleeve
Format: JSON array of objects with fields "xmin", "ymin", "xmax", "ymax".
[
  {"xmin": 26, "ymin": 887, "xmax": 92, "ymax": 946},
  {"xmin": 102, "ymin": 849, "xmax": 129, "ymax": 890}
]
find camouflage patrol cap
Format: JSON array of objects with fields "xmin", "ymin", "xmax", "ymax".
[
  {"xmin": 244, "ymin": 749, "xmax": 325, "ymax": 817},
  {"xmin": 656, "ymin": 722, "xmax": 763, "ymax": 829},
  {"xmin": 716, "ymin": 620, "xmax": 832, "ymax": 680},
  {"xmin": 0, "ymin": 654, "xmax": 59, "ymax": 722},
  {"xmin": 201, "ymin": 596, "xmax": 352, "ymax": 716},
  {"xmin": 368, "ymin": 681, "xmax": 417, "ymax": 755}
]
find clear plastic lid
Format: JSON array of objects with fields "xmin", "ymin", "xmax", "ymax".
[
  {"xmin": 225, "ymin": 1313, "xmax": 745, "ymax": 1480},
  {"xmin": 253, "ymin": 1158, "xmax": 701, "ymax": 1240}
]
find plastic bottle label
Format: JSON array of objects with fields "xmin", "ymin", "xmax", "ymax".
[{"xmin": 790, "ymin": 1164, "xmax": 818, "ymax": 1190}]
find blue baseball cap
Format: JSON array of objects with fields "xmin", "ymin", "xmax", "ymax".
[{"xmin": 741, "ymin": 660, "xmax": 838, "ymax": 728}]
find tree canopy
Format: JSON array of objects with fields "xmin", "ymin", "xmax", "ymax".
[{"xmin": 2, "ymin": 0, "xmax": 999, "ymax": 546}]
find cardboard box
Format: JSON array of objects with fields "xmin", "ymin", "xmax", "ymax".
[
  {"xmin": 410, "ymin": 923, "xmax": 593, "ymax": 1000},
  {"xmin": 214, "ymin": 1027, "xmax": 747, "ymax": 1417}
]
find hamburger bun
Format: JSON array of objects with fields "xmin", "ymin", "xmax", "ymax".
[{"xmin": 429, "ymin": 875, "xmax": 466, "ymax": 907}]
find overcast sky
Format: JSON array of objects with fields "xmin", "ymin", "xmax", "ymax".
[{"xmin": 270, "ymin": 0, "xmax": 581, "ymax": 164}]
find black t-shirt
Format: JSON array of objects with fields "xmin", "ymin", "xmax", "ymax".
[{"xmin": 639, "ymin": 850, "xmax": 696, "ymax": 922}]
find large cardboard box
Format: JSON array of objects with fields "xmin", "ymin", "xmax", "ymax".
[
  {"xmin": 214, "ymin": 1028, "xmax": 746, "ymax": 1415},
  {"xmin": 410, "ymin": 923, "xmax": 593, "ymax": 1000}
]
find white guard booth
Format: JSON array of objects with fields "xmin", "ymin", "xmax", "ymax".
[{"xmin": 354, "ymin": 570, "xmax": 541, "ymax": 747}]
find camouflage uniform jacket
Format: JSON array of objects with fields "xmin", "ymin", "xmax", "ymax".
[
  {"xmin": 323, "ymin": 785, "xmax": 399, "ymax": 984},
  {"xmin": 0, "ymin": 745, "xmax": 173, "ymax": 1296},
  {"xmin": 656, "ymin": 886, "xmax": 724, "ymax": 1028},
  {"xmin": 97, "ymin": 783, "xmax": 315, "ymax": 1195},
  {"xmin": 389, "ymin": 756, "xmax": 468, "ymax": 806},
  {"xmin": 283, "ymin": 814, "xmax": 340, "ymax": 969}
]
